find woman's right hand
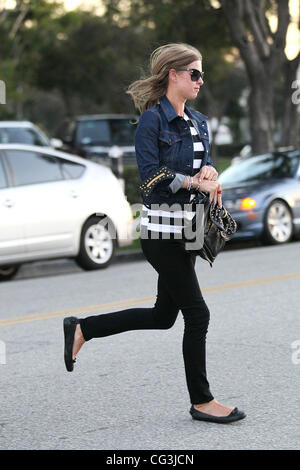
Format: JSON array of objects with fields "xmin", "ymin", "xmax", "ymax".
[{"xmin": 197, "ymin": 179, "xmax": 222, "ymax": 208}]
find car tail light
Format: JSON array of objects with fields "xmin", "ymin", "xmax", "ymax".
[{"xmin": 240, "ymin": 197, "xmax": 257, "ymax": 210}]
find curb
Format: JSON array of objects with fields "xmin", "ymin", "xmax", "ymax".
[
  {"xmin": 115, "ymin": 249, "xmax": 145, "ymax": 263},
  {"xmin": 13, "ymin": 250, "xmax": 146, "ymax": 280}
]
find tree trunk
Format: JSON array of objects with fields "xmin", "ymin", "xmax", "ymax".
[
  {"xmin": 280, "ymin": 53, "xmax": 300, "ymax": 147},
  {"xmin": 248, "ymin": 75, "xmax": 275, "ymax": 154},
  {"xmin": 221, "ymin": 0, "xmax": 291, "ymax": 154}
]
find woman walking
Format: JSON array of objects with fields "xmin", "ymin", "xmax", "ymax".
[{"xmin": 63, "ymin": 43, "xmax": 246, "ymax": 424}]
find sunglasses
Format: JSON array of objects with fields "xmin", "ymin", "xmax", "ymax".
[{"xmin": 176, "ymin": 68, "xmax": 204, "ymax": 82}]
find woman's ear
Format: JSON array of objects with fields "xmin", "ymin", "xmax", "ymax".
[{"xmin": 168, "ymin": 68, "xmax": 177, "ymax": 83}]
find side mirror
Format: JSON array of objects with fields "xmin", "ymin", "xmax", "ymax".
[{"xmin": 50, "ymin": 138, "xmax": 63, "ymax": 149}]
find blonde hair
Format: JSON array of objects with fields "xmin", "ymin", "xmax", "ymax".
[{"xmin": 126, "ymin": 43, "xmax": 202, "ymax": 114}]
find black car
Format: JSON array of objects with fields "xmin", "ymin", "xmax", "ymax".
[{"xmin": 56, "ymin": 114, "xmax": 137, "ymax": 166}]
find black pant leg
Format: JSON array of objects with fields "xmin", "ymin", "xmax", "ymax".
[
  {"xmin": 79, "ymin": 271, "xmax": 179, "ymax": 341},
  {"xmin": 141, "ymin": 238, "xmax": 214, "ymax": 404},
  {"xmin": 80, "ymin": 237, "xmax": 213, "ymax": 405}
]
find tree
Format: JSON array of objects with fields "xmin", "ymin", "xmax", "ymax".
[
  {"xmin": 36, "ymin": 10, "xmax": 155, "ymax": 118},
  {"xmin": 0, "ymin": 0, "xmax": 61, "ymax": 119},
  {"xmin": 221, "ymin": 0, "xmax": 300, "ymax": 153}
]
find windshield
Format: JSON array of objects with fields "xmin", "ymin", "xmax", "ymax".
[
  {"xmin": 0, "ymin": 127, "xmax": 49, "ymax": 146},
  {"xmin": 76, "ymin": 119, "xmax": 136, "ymax": 146},
  {"xmin": 219, "ymin": 152, "xmax": 300, "ymax": 186}
]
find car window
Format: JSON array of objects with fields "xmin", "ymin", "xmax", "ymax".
[
  {"xmin": 0, "ymin": 157, "xmax": 7, "ymax": 189},
  {"xmin": 219, "ymin": 152, "xmax": 300, "ymax": 185},
  {"xmin": 76, "ymin": 118, "xmax": 136, "ymax": 147},
  {"xmin": 109, "ymin": 119, "xmax": 136, "ymax": 145},
  {"xmin": 76, "ymin": 120, "xmax": 111, "ymax": 145},
  {"xmin": 0, "ymin": 127, "xmax": 49, "ymax": 146},
  {"xmin": 6, "ymin": 150, "xmax": 63, "ymax": 186},
  {"xmin": 59, "ymin": 158, "xmax": 85, "ymax": 179}
]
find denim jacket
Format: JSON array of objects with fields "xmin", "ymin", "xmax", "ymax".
[{"xmin": 135, "ymin": 95, "xmax": 213, "ymax": 207}]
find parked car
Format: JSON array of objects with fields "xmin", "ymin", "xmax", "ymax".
[
  {"xmin": 56, "ymin": 114, "xmax": 137, "ymax": 165},
  {"xmin": 231, "ymin": 144, "xmax": 295, "ymax": 165},
  {"xmin": 218, "ymin": 148, "xmax": 300, "ymax": 244},
  {"xmin": 0, "ymin": 144, "xmax": 133, "ymax": 281},
  {"xmin": 0, "ymin": 121, "xmax": 63, "ymax": 149}
]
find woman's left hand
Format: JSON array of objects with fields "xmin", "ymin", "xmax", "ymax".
[{"xmin": 197, "ymin": 165, "xmax": 218, "ymax": 181}]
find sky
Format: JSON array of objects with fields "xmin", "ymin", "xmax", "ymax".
[
  {"xmin": 268, "ymin": 0, "xmax": 300, "ymax": 60},
  {"xmin": 63, "ymin": 0, "xmax": 104, "ymax": 13}
]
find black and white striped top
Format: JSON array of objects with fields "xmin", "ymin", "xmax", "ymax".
[{"xmin": 140, "ymin": 113, "xmax": 205, "ymax": 237}]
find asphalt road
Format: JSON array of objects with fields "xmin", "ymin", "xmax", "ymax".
[{"xmin": 0, "ymin": 241, "xmax": 299, "ymax": 450}]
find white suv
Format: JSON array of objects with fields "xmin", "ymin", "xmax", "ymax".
[{"xmin": 0, "ymin": 144, "xmax": 133, "ymax": 280}]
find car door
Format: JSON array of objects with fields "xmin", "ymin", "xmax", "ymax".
[
  {"xmin": 0, "ymin": 152, "xmax": 26, "ymax": 261},
  {"xmin": 5, "ymin": 149, "xmax": 85, "ymax": 257}
]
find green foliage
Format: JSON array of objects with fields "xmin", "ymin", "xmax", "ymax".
[
  {"xmin": 0, "ymin": 0, "xmax": 256, "ymax": 146},
  {"xmin": 0, "ymin": 0, "xmax": 61, "ymax": 118},
  {"xmin": 216, "ymin": 156, "xmax": 234, "ymax": 173},
  {"xmin": 123, "ymin": 165, "xmax": 142, "ymax": 205}
]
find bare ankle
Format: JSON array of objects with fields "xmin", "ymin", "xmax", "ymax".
[
  {"xmin": 72, "ymin": 324, "xmax": 85, "ymax": 360},
  {"xmin": 76, "ymin": 324, "xmax": 85, "ymax": 343},
  {"xmin": 194, "ymin": 399, "xmax": 215, "ymax": 409}
]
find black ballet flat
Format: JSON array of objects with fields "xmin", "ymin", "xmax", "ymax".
[
  {"xmin": 63, "ymin": 316, "xmax": 79, "ymax": 372},
  {"xmin": 190, "ymin": 405, "xmax": 246, "ymax": 424}
]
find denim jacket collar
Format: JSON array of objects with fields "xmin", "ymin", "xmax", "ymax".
[{"xmin": 159, "ymin": 94, "xmax": 208, "ymax": 123}]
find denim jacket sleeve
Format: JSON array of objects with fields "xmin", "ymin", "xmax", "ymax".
[{"xmin": 135, "ymin": 110, "xmax": 176, "ymax": 192}]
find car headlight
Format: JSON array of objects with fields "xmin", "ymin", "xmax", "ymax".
[{"xmin": 240, "ymin": 197, "xmax": 257, "ymax": 210}]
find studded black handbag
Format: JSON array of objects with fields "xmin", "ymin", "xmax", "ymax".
[
  {"xmin": 140, "ymin": 169, "xmax": 237, "ymax": 266},
  {"xmin": 188, "ymin": 192, "xmax": 238, "ymax": 267}
]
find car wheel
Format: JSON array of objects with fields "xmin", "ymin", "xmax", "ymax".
[
  {"xmin": 0, "ymin": 265, "xmax": 20, "ymax": 281},
  {"xmin": 76, "ymin": 216, "xmax": 117, "ymax": 270},
  {"xmin": 262, "ymin": 199, "xmax": 293, "ymax": 245}
]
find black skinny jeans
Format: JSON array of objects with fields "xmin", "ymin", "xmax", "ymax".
[{"xmin": 79, "ymin": 237, "xmax": 214, "ymax": 405}]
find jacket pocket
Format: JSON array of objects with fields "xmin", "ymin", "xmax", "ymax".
[{"xmin": 158, "ymin": 131, "xmax": 182, "ymax": 163}]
